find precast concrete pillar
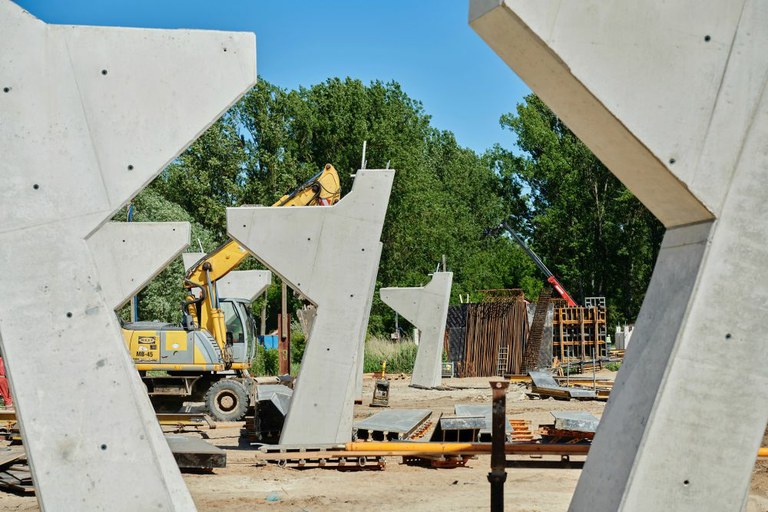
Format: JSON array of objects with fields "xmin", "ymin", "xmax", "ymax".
[
  {"xmin": 470, "ymin": 1, "xmax": 768, "ymax": 510},
  {"xmin": 227, "ymin": 169, "xmax": 394, "ymax": 444},
  {"xmin": 380, "ymin": 272, "xmax": 453, "ymax": 388},
  {"xmin": 0, "ymin": 2, "xmax": 255, "ymax": 509}
]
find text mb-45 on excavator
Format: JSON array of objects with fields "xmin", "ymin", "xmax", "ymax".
[{"xmin": 121, "ymin": 164, "xmax": 340, "ymax": 421}]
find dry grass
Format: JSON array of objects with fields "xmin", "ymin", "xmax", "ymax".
[{"xmin": 364, "ymin": 336, "xmax": 418, "ymax": 373}]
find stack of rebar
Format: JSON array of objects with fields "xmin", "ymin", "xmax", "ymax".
[
  {"xmin": 462, "ymin": 300, "xmax": 529, "ymax": 377},
  {"xmin": 522, "ymin": 288, "xmax": 552, "ymax": 373}
]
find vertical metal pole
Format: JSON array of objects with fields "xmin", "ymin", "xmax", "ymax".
[{"xmin": 489, "ymin": 380, "xmax": 509, "ymax": 512}]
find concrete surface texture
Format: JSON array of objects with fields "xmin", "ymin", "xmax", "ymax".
[
  {"xmin": 380, "ymin": 272, "xmax": 453, "ymax": 388},
  {"xmin": 183, "ymin": 252, "xmax": 208, "ymax": 272},
  {"xmin": 217, "ymin": 270, "xmax": 272, "ymax": 301},
  {"xmin": 227, "ymin": 169, "xmax": 395, "ymax": 444},
  {"xmin": 0, "ymin": 1, "xmax": 256, "ymax": 509},
  {"xmin": 471, "ymin": 1, "xmax": 768, "ymax": 510},
  {"xmin": 88, "ymin": 222, "xmax": 191, "ymax": 309}
]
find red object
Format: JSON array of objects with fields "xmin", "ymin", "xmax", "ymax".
[
  {"xmin": 0, "ymin": 357, "xmax": 12, "ymax": 407},
  {"xmin": 547, "ymin": 276, "xmax": 578, "ymax": 307}
]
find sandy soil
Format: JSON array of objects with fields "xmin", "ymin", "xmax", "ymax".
[{"xmin": 2, "ymin": 372, "xmax": 768, "ymax": 511}]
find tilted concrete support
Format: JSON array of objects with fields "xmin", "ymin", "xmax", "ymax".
[
  {"xmin": 227, "ymin": 169, "xmax": 394, "ymax": 444},
  {"xmin": 89, "ymin": 222, "xmax": 191, "ymax": 310},
  {"xmin": 0, "ymin": 2, "xmax": 255, "ymax": 509},
  {"xmin": 380, "ymin": 272, "xmax": 453, "ymax": 388},
  {"xmin": 471, "ymin": 1, "xmax": 768, "ymax": 510}
]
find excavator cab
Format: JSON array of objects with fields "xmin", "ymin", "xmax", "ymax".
[{"xmin": 220, "ymin": 298, "xmax": 258, "ymax": 368}]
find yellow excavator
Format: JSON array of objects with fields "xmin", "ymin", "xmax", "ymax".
[{"xmin": 122, "ymin": 164, "xmax": 340, "ymax": 421}]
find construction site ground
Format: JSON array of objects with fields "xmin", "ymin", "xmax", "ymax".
[{"xmin": 3, "ymin": 371, "xmax": 768, "ymax": 511}]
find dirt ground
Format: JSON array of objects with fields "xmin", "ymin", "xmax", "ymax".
[{"xmin": 3, "ymin": 372, "xmax": 768, "ymax": 511}]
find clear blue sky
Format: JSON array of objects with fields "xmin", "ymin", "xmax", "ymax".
[{"xmin": 15, "ymin": 0, "xmax": 530, "ymax": 154}]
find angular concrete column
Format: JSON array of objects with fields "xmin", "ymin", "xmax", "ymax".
[
  {"xmin": 0, "ymin": 2, "xmax": 255, "ymax": 509},
  {"xmin": 227, "ymin": 169, "xmax": 394, "ymax": 444},
  {"xmin": 380, "ymin": 272, "xmax": 453, "ymax": 388},
  {"xmin": 471, "ymin": 1, "xmax": 768, "ymax": 510},
  {"xmin": 88, "ymin": 222, "xmax": 191, "ymax": 309}
]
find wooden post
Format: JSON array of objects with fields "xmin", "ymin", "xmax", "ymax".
[{"xmin": 278, "ymin": 281, "xmax": 291, "ymax": 375}]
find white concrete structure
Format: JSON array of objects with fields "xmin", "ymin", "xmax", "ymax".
[
  {"xmin": 182, "ymin": 252, "xmax": 207, "ymax": 272},
  {"xmin": 183, "ymin": 251, "xmax": 272, "ymax": 301},
  {"xmin": 89, "ymin": 222, "xmax": 191, "ymax": 309},
  {"xmin": 218, "ymin": 270, "xmax": 272, "ymax": 301},
  {"xmin": 380, "ymin": 272, "xmax": 453, "ymax": 388},
  {"xmin": 227, "ymin": 169, "xmax": 394, "ymax": 444},
  {"xmin": 0, "ymin": 1, "xmax": 255, "ymax": 509},
  {"xmin": 471, "ymin": 1, "xmax": 768, "ymax": 510}
]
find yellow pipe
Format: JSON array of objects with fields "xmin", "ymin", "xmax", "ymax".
[
  {"xmin": 348, "ymin": 442, "xmax": 768, "ymax": 458},
  {"xmin": 345, "ymin": 442, "xmax": 590, "ymax": 455}
]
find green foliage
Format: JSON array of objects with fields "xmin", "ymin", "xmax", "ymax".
[
  {"xmin": 113, "ymin": 187, "xmax": 219, "ymax": 323},
  {"xmin": 492, "ymin": 95, "xmax": 663, "ymax": 324},
  {"xmin": 250, "ymin": 345, "xmax": 279, "ymax": 376},
  {"xmin": 606, "ymin": 362, "xmax": 622, "ymax": 372},
  {"xmin": 290, "ymin": 320, "xmax": 306, "ymax": 365},
  {"xmin": 128, "ymin": 80, "xmax": 658, "ymax": 333},
  {"xmin": 363, "ymin": 338, "xmax": 419, "ymax": 373}
]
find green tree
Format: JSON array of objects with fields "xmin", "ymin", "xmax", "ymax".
[
  {"xmin": 114, "ymin": 187, "xmax": 219, "ymax": 323},
  {"xmin": 493, "ymin": 94, "xmax": 664, "ymax": 323}
]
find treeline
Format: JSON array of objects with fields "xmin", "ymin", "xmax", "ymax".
[{"xmin": 123, "ymin": 78, "xmax": 662, "ymax": 332}]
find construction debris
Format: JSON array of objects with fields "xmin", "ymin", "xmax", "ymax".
[
  {"xmin": 528, "ymin": 370, "xmax": 598, "ymax": 400},
  {"xmin": 166, "ymin": 436, "xmax": 227, "ymax": 470}
]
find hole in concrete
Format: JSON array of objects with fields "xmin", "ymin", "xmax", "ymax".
[
  {"xmin": 33, "ymin": 184, "xmax": 39, "ymax": 190},
  {"xmin": 122, "ymin": 239, "xmax": 126, "ymax": 243},
  {"xmin": 223, "ymin": 47, "xmax": 228, "ymax": 52},
  {"xmin": 361, "ymin": 248, "xmax": 365, "ymax": 251},
  {"xmin": 704, "ymin": 35, "xmax": 711, "ymax": 42},
  {"xmin": 127, "ymin": 164, "xmax": 134, "ymax": 171},
  {"xmin": 669, "ymin": 158, "xmax": 676, "ymax": 165},
  {"xmin": 101, "ymin": 69, "xmax": 108, "ymax": 76},
  {"xmin": 326, "ymin": 348, "xmax": 330, "ymax": 351},
  {"xmin": 66, "ymin": 312, "xmax": 73, "ymax": 318},
  {"xmin": 725, "ymin": 333, "xmax": 732, "ymax": 340},
  {"xmin": 242, "ymin": 224, "xmax": 246, "ymax": 228},
  {"xmin": 100, "ymin": 444, "xmax": 107, "ymax": 451},
  {"xmin": 2, "ymin": 87, "xmax": 9, "ymax": 93},
  {"xmin": 683, "ymin": 479, "xmax": 690, "ymax": 486},
  {"xmin": 307, "ymin": 237, "xmax": 311, "ymax": 241},
  {"xmin": 350, "ymin": 294, "xmax": 354, "ymax": 298}
]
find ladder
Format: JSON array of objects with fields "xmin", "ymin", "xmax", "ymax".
[{"xmin": 497, "ymin": 345, "xmax": 509, "ymax": 377}]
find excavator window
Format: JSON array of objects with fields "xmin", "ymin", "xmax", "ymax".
[{"xmin": 221, "ymin": 301, "xmax": 245, "ymax": 344}]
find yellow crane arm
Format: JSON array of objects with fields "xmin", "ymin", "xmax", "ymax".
[{"xmin": 273, "ymin": 163, "xmax": 340, "ymax": 207}]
